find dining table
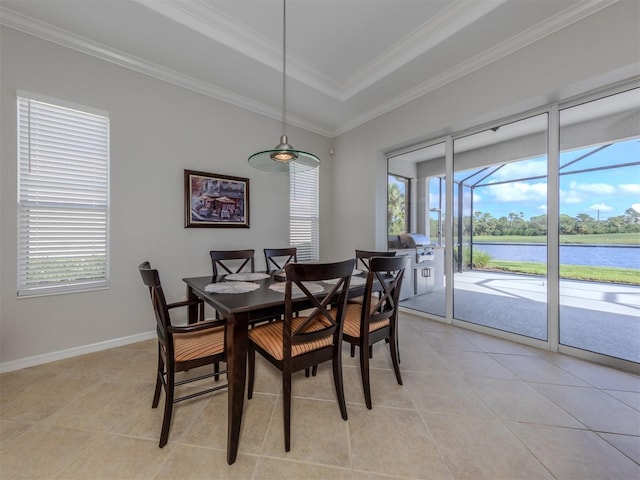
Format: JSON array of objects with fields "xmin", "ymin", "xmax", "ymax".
[{"xmin": 182, "ymin": 269, "xmax": 370, "ymax": 465}]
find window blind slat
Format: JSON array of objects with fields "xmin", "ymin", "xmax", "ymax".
[
  {"xmin": 17, "ymin": 95, "xmax": 110, "ymax": 297},
  {"xmin": 290, "ymin": 168, "xmax": 319, "ymax": 262}
]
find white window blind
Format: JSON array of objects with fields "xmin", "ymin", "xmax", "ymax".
[
  {"xmin": 17, "ymin": 94, "xmax": 110, "ymax": 297},
  {"xmin": 290, "ymin": 166, "xmax": 319, "ymax": 262}
]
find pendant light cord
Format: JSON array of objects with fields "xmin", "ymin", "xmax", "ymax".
[{"xmin": 282, "ymin": 0, "xmax": 287, "ymax": 138}]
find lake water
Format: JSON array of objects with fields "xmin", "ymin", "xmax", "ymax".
[{"xmin": 473, "ymin": 243, "xmax": 640, "ymax": 269}]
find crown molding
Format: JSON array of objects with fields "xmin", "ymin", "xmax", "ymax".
[
  {"xmin": 332, "ymin": 0, "xmax": 619, "ymax": 136},
  {"xmin": 0, "ymin": 0, "xmax": 619, "ymax": 139},
  {"xmin": 0, "ymin": 7, "xmax": 332, "ymax": 137},
  {"xmin": 134, "ymin": 0, "xmax": 343, "ymax": 98},
  {"xmin": 340, "ymin": 0, "xmax": 508, "ymax": 100}
]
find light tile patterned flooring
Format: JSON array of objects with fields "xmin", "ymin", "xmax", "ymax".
[{"xmin": 1, "ymin": 314, "xmax": 639, "ymax": 479}]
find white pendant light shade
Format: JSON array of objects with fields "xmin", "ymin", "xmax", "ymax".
[{"xmin": 248, "ymin": 0, "xmax": 320, "ymax": 173}]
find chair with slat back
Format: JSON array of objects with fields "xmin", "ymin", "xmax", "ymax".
[
  {"xmin": 264, "ymin": 247, "xmax": 301, "ymax": 324},
  {"xmin": 350, "ymin": 250, "xmax": 397, "ymax": 304},
  {"xmin": 354, "ymin": 249, "xmax": 397, "ymax": 272},
  {"xmin": 348, "ymin": 250, "xmax": 398, "ymax": 358},
  {"xmin": 138, "ymin": 262, "xmax": 227, "ymax": 447},
  {"xmin": 264, "ymin": 247, "xmax": 297, "ymax": 273},
  {"xmin": 209, "ymin": 249, "xmax": 255, "ymax": 277},
  {"xmin": 247, "ymin": 258, "xmax": 355, "ymax": 452},
  {"xmin": 342, "ymin": 255, "xmax": 404, "ymax": 409}
]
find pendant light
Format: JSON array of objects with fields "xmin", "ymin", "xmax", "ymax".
[{"xmin": 248, "ymin": 0, "xmax": 320, "ymax": 173}]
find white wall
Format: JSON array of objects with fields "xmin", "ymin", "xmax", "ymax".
[
  {"xmin": 327, "ymin": 0, "xmax": 640, "ymax": 261},
  {"xmin": 0, "ymin": 27, "xmax": 332, "ymax": 367}
]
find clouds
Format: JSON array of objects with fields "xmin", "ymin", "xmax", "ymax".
[
  {"xmin": 472, "ymin": 176, "xmax": 639, "ymax": 220},
  {"xmin": 560, "ymin": 180, "xmax": 640, "ymax": 207},
  {"xmin": 481, "ymin": 181, "xmax": 547, "ymax": 202},
  {"xmin": 449, "ymin": 139, "xmax": 638, "ymax": 220},
  {"xmin": 589, "ymin": 203, "xmax": 614, "ymax": 212},
  {"xmin": 568, "ymin": 181, "xmax": 616, "ymax": 195},
  {"xmin": 620, "ymin": 184, "xmax": 640, "ymax": 194},
  {"xmin": 491, "ymin": 159, "xmax": 547, "ymax": 180}
]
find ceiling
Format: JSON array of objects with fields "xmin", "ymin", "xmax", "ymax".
[{"xmin": 0, "ymin": 0, "xmax": 617, "ymax": 138}]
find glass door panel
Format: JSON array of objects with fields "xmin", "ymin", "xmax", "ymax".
[
  {"xmin": 453, "ymin": 114, "xmax": 549, "ymax": 340},
  {"xmin": 388, "ymin": 142, "xmax": 446, "ymax": 317},
  {"xmin": 559, "ymin": 89, "xmax": 640, "ymax": 362}
]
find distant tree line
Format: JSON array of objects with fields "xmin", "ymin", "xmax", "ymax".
[{"xmin": 457, "ymin": 208, "xmax": 640, "ymax": 236}]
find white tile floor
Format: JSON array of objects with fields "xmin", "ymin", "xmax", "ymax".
[{"xmin": 1, "ymin": 313, "xmax": 639, "ymax": 479}]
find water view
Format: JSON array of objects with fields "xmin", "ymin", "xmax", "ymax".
[{"xmin": 474, "ymin": 243, "xmax": 640, "ymax": 269}]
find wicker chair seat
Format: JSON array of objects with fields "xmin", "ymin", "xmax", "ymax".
[
  {"xmin": 248, "ymin": 316, "xmax": 332, "ymax": 361},
  {"xmin": 172, "ymin": 325, "xmax": 225, "ymax": 362},
  {"xmin": 342, "ymin": 303, "xmax": 389, "ymax": 337}
]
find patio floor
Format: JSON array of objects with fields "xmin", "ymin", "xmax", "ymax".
[{"xmin": 400, "ymin": 270, "xmax": 640, "ymax": 364}]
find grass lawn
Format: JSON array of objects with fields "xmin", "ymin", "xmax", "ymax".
[{"xmin": 487, "ymin": 260, "xmax": 639, "ymax": 285}]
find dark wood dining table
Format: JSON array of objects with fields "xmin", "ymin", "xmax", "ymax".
[{"xmin": 182, "ymin": 271, "xmax": 369, "ymax": 465}]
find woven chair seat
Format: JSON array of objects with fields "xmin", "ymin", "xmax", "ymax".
[
  {"xmin": 173, "ymin": 324, "xmax": 225, "ymax": 362},
  {"xmin": 249, "ymin": 316, "xmax": 332, "ymax": 361},
  {"xmin": 342, "ymin": 303, "xmax": 389, "ymax": 337}
]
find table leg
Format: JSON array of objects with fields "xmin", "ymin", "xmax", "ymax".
[
  {"xmin": 226, "ymin": 312, "xmax": 248, "ymax": 465},
  {"xmin": 186, "ymin": 286, "xmax": 199, "ymax": 324}
]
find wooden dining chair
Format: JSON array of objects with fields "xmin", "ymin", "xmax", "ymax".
[
  {"xmin": 348, "ymin": 250, "xmax": 398, "ymax": 358},
  {"xmin": 342, "ymin": 255, "xmax": 405, "ymax": 409},
  {"xmin": 354, "ymin": 249, "xmax": 397, "ymax": 271},
  {"xmin": 350, "ymin": 249, "xmax": 397, "ymax": 304},
  {"xmin": 138, "ymin": 262, "xmax": 227, "ymax": 447},
  {"xmin": 247, "ymin": 258, "xmax": 355, "ymax": 452},
  {"xmin": 209, "ymin": 249, "xmax": 255, "ymax": 276},
  {"xmin": 264, "ymin": 247, "xmax": 297, "ymax": 273}
]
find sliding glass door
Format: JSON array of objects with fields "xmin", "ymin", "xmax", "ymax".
[
  {"xmin": 386, "ymin": 83, "xmax": 639, "ymax": 369},
  {"xmin": 388, "ymin": 142, "xmax": 446, "ymax": 318},
  {"xmin": 452, "ymin": 114, "xmax": 549, "ymax": 340},
  {"xmin": 558, "ymin": 88, "xmax": 640, "ymax": 363}
]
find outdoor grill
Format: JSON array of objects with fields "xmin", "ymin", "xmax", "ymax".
[{"xmin": 390, "ymin": 233, "xmax": 443, "ymax": 297}]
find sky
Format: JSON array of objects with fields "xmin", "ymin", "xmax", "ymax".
[{"xmin": 453, "ymin": 139, "xmax": 640, "ymax": 221}]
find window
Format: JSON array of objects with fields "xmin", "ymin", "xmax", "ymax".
[
  {"xmin": 17, "ymin": 93, "xmax": 110, "ymax": 297},
  {"xmin": 289, "ymin": 166, "xmax": 319, "ymax": 262},
  {"xmin": 387, "ymin": 174, "xmax": 410, "ymax": 237}
]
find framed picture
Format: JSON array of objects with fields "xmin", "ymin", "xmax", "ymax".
[{"xmin": 184, "ymin": 169, "xmax": 250, "ymax": 228}]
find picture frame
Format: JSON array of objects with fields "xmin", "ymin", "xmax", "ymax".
[{"xmin": 184, "ymin": 169, "xmax": 250, "ymax": 228}]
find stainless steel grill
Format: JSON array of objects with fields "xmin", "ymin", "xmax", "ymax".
[{"xmin": 389, "ymin": 233, "xmax": 443, "ymax": 298}]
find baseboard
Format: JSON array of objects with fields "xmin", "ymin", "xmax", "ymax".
[{"xmin": 0, "ymin": 330, "xmax": 156, "ymax": 373}]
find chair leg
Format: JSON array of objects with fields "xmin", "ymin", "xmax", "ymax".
[
  {"xmin": 350, "ymin": 344, "xmax": 355, "ymax": 358},
  {"xmin": 283, "ymin": 369, "xmax": 292, "ymax": 452},
  {"xmin": 332, "ymin": 355, "xmax": 348, "ymax": 420},
  {"xmin": 159, "ymin": 367, "xmax": 174, "ymax": 448},
  {"xmin": 247, "ymin": 345, "xmax": 256, "ymax": 400},
  {"xmin": 214, "ymin": 362, "xmax": 220, "ymax": 382},
  {"xmin": 311, "ymin": 365, "xmax": 318, "ymax": 376},
  {"xmin": 305, "ymin": 367, "xmax": 310, "ymax": 377},
  {"xmin": 389, "ymin": 333, "xmax": 403, "ymax": 386},
  {"xmin": 152, "ymin": 350, "xmax": 163, "ymax": 408},
  {"xmin": 359, "ymin": 343, "xmax": 373, "ymax": 409}
]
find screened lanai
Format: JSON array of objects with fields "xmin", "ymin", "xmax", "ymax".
[{"xmin": 387, "ymin": 86, "xmax": 640, "ymax": 369}]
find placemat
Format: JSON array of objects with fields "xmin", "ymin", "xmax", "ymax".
[
  {"xmin": 269, "ymin": 282, "xmax": 325, "ymax": 295},
  {"xmin": 224, "ymin": 272, "xmax": 270, "ymax": 281},
  {"xmin": 204, "ymin": 281, "xmax": 261, "ymax": 294}
]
